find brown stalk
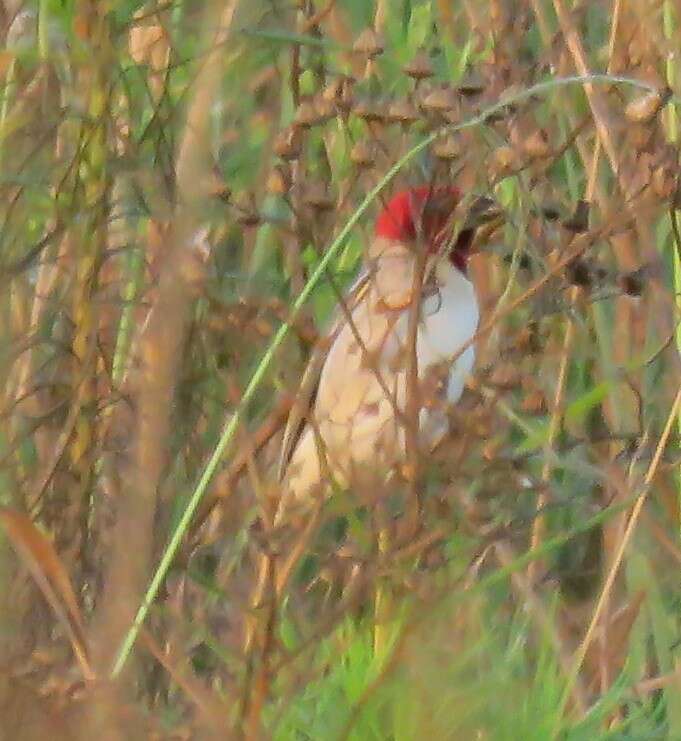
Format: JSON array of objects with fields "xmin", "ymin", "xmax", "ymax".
[
  {"xmin": 242, "ymin": 502, "xmax": 323, "ymax": 738},
  {"xmin": 403, "ymin": 237, "xmax": 428, "ymax": 538},
  {"xmin": 581, "ymin": 1, "xmax": 624, "ymax": 697},
  {"xmin": 64, "ymin": 2, "xmax": 112, "ymax": 583},
  {"xmin": 554, "ymin": 0, "xmax": 667, "ymax": 442},
  {"xmin": 88, "ymin": 0, "xmax": 240, "ymax": 684},
  {"xmin": 528, "ymin": 0, "xmax": 609, "ymax": 207},
  {"xmin": 585, "ymin": 0, "xmax": 623, "ymax": 200},
  {"xmin": 561, "ymin": 382, "xmax": 681, "ymax": 719},
  {"xmin": 552, "ymin": 0, "xmax": 622, "ymax": 184},
  {"xmin": 300, "ymin": 0, "xmax": 337, "ymax": 33}
]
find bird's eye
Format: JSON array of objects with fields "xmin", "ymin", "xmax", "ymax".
[{"xmin": 453, "ymin": 227, "xmax": 474, "ymax": 252}]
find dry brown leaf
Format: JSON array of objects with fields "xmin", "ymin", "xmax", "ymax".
[
  {"xmin": 624, "ymin": 88, "xmax": 671, "ymax": 124},
  {"xmin": 0, "ymin": 508, "xmax": 92, "ymax": 679}
]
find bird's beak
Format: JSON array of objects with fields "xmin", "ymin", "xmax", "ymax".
[{"xmin": 464, "ymin": 195, "xmax": 505, "ymax": 250}]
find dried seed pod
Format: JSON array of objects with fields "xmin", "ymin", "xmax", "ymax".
[
  {"xmin": 472, "ymin": 416, "xmax": 491, "ymax": 439},
  {"xmin": 516, "ymin": 323, "xmax": 542, "ymax": 354},
  {"xmin": 432, "ymin": 134, "xmax": 460, "ymax": 160},
  {"xmin": 386, "ymin": 97, "xmax": 420, "ymax": 125},
  {"xmin": 233, "ymin": 192, "xmax": 261, "ymax": 227},
  {"xmin": 492, "ymin": 144, "xmax": 518, "ymax": 173},
  {"xmin": 353, "ymin": 27, "xmax": 385, "ymax": 58},
  {"xmin": 266, "ymin": 164, "xmax": 291, "ymax": 195},
  {"xmin": 303, "ymin": 182, "xmax": 334, "ymax": 211},
  {"xmin": 482, "ymin": 439, "xmax": 502, "ymax": 461},
  {"xmin": 442, "ymin": 107, "xmax": 461, "ymax": 125},
  {"xmin": 489, "ymin": 362, "xmax": 521, "ymax": 389},
  {"xmin": 350, "ymin": 140, "xmax": 376, "ymax": 168},
  {"xmin": 337, "ymin": 76, "xmax": 355, "ymax": 111},
  {"xmin": 624, "ymin": 86, "xmax": 671, "ymax": 124},
  {"xmin": 457, "ymin": 71, "xmax": 485, "ymax": 96},
  {"xmin": 294, "ymin": 99, "xmax": 323, "ymax": 128},
  {"xmin": 403, "ymin": 50, "xmax": 433, "ymax": 81},
  {"xmin": 208, "ymin": 170, "xmax": 231, "ymax": 201},
  {"xmin": 412, "ymin": 81, "xmax": 434, "ymax": 111},
  {"xmin": 421, "ymin": 85, "xmax": 459, "ymax": 114},
  {"xmin": 314, "ymin": 96, "xmax": 336, "ymax": 123},
  {"xmin": 522, "ymin": 128, "xmax": 551, "ymax": 159},
  {"xmin": 652, "ymin": 164, "xmax": 677, "ymax": 199},
  {"xmin": 353, "ymin": 98, "xmax": 387, "ymax": 124},
  {"xmin": 273, "ymin": 127, "xmax": 302, "ymax": 160},
  {"xmin": 322, "ymin": 75, "xmax": 355, "ymax": 111},
  {"xmin": 619, "ymin": 267, "xmax": 646, "ymax": 297},
  {"xmin": 322, "ymin": 78, "xmax": 342, "ymax": 103},
  {"xmin": 566, "ymin": 258, "xmax": 592, "ymax": 288},
  {"xmin": 562, "ymin": 200, "xmax": 590, "ymax": 233}
]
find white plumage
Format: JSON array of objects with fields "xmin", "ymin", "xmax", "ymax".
[
  {"xmin": 244, "ymin": 186, "xmax": 500, "ymax": 653},
  {"xmin": 280, "ymin": 237, "xmax": 479, "ymax": 510}
]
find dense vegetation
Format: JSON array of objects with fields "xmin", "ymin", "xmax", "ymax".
[{"xmin": 0, "ymin": 0, "xmax": 680, "ymax": 738}]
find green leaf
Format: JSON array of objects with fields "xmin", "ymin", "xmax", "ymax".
[
  {"xmin": 406, "ymin": 1, "xmax": 432, "ymax": 53},
  {"xmin": 514, "ymin": 419, "xmax": 550, "ymax": 455},
  {"xmin": 564, "ymin": 380, "xmax": 613, "ymax": 427}
]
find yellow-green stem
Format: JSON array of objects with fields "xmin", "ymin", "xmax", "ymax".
[{"xmin": 68, "ymin": 3, "xmax": 111, "ymax": 560}]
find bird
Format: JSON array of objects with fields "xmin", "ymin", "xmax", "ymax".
[
  {"xmin": 276, "ymin": 184, "xmax": 502, "ymax": 518},
  {"xmin": 244, "ymin": 184, "xmax": 503, "ymax": 655}
]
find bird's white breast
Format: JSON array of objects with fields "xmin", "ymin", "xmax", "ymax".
[
  {"xmin": 282, "ymin": 256, "xmax": 479, "ymax": 504},
  {"xmin": 389, "ymin": 261, "xmax": 479, "ymax": 444},
  {"xmin": 415, "ymin": 261, "xmax": 479, "ymax": 402}
]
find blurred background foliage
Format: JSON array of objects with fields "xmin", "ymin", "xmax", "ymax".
[{"xmin": 0, "ymin": 0, "xmax": 680, "ymax": 738}]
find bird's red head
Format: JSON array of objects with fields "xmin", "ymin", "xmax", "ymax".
[{"xmin": 374, "ymin": 185, "xmax": 472, "ymax": 272}]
